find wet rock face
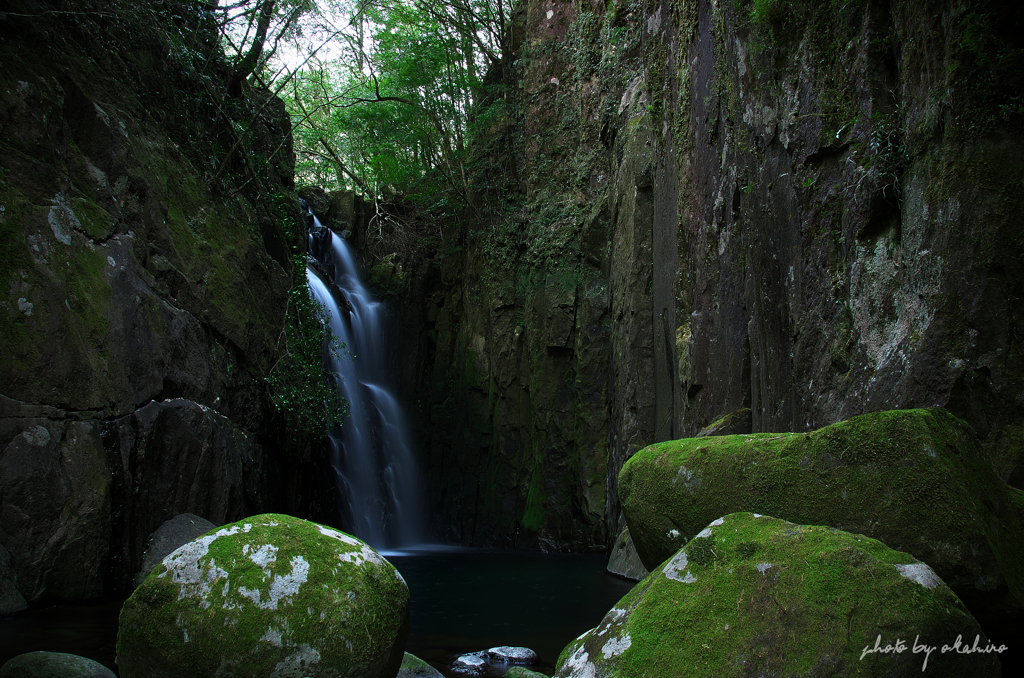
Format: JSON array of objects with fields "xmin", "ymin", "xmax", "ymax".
[
  {"xmin": 556, "ymin": 512, "xmax": 1002, "ymax": 678},
  {"xmin": 0, "ymin": 0, "xmax": 332, "ymax": 603},
  {"xmin": 0, "ymin": 543, "xmax": 28, "ymax": 614},
  {"xmin": 103, "ymin": 398, "xmax": 268, "ymax": 592},
  {"xmin": 0, "ymin": 46, "xmax": 290, "ymax": 427},
  {"xmin": 618, "ymin": 408, "xmax": 1024, "ymax": 642},
  {"xmin": 117, "ymin": 514, "xmax": 410, "ymax": 678},
  {"xmin": 0, "ymin": 418, "xmax": 111, "ymax": 602},
  {"xmin": 0, "ymin": 399, "xmax": 269, "ymax": 603},
  {"xmin": 399, "ymin": 0, "xmax": 1024, "ymax": 544}
]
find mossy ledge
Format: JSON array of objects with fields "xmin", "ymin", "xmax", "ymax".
[
  {"xmin": 619, "ymin": 408, "xmax": 1024, "ymax": 628},
  {"xmin": 556, "ymin": 512, "xmax": 1002, "ymax": 678}
]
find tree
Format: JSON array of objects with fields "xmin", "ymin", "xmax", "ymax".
[{"xmin": 277, "ymin": 0, "xmax": 510, "ymax": 206}]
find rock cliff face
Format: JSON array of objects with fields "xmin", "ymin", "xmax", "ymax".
[
  {"xmin": 391, "ymin": 0, "xmax": 1024, "ymax": 550},
  {"xmin": 0, "ymin": 0, "xmax": 332, "ymax": 602}
]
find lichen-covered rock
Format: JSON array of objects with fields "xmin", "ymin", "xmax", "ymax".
[
  {"xmin": 0, "ymin": 651, "xmax": 115, "ymax": 678},
  {"xmin": 117, "ymin": 513, "xmax": 409, "ymax": 678},
  {"xmin": 397, "ymin": 652, "xmax": 443, "ymax": 678},
  {"xmin": 556, "ymin": 513, "xmax": 1002, "ymax": 678},
  {"xmin": 606, "ymin": 527, "xmax": 649, "ymax": 581},
  {"xmin": 619, "ymin": 409, "xmax": 1024, "ymax": 624}
]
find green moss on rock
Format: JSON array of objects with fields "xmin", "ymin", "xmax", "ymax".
[
  {"xmin": 696, "ymin": 408, "xmax": 752, "ymax": 437},
  {"xmin": 117, "ymin": 513, "xmax": 409, "ymax": 678},
  {"xmin": 555, "ymin": 512, "xmax": 1002, "ymax": 678},
  {"xmin": 618, "ymin": 408, "xmax": 1024, "ymax": 621},
  {"xmin": 396, "ymin": 652, "xmax": 443, "ymax": 678},
  {"xmin": 505, "ymin": 668, "xmax": 550, "ymax": 678}
]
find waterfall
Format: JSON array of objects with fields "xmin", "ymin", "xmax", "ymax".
[{"xmin": 305, "ymin": 212, "xmax": 424, "ymax": 548}]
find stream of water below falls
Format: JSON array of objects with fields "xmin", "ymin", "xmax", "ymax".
[{"xmin": 0, "ymin": 549, "xmax": 635, "ymax": 677}]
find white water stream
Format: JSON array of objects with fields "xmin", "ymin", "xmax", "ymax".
[{"xmin": 306, "ymin": 215, "xmax": 423, "ymax": 548}]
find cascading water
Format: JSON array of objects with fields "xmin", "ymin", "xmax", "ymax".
[{"xmin": 305, "ymin": 211, "xmax": 423, "ymax": 548}]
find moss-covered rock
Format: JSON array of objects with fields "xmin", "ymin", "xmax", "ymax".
[
  {"xmin": 504, "ymin": 668, "xmax": 550, "ymax": 678},
  {"xmin": 117, "ymin": 513, "xmax": 409, "ymax": 678},
  {"xmin": 619, "ymin": 409, "xmax": 1024, "ymax": 623},
  {"xmin": 396, "ymin": 652, "xmax": 443, "ymax": 678},
  {"xmin": 556, "ymin": 512, "xmax": 1003, "ymax": 678},
  {"xmin": 696, "ymin": 408, "xmax": 752, "ymax": 437}
]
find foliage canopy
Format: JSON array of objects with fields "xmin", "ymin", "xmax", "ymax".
[{"xmin": 272, "ymin": 0, "xmax": 512, "ymax": 206}]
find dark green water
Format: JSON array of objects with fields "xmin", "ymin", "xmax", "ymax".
[
  {"xmin": 388, "ymin": 548, "xmax": 636, "ymax": 676},
  {"xmin": 0, "ymin": 549, "xmax": 635, "ymax": 676}
]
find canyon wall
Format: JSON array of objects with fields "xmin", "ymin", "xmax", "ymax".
[
  {"xmin": 390, "ymin": 0, "xmax": 1023, "ymax": 550},
  {"xmin": 0, "ymin": 0, "xmax": 333, "ymax": 603}
]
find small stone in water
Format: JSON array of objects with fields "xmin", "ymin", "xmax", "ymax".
[
  {"xmin": 485, "ymin": 646, "xmax": 538, "ymax": 664},
  {"xmin": 452, "ymin": 653, "xmax": 487, "ymax": 675}
]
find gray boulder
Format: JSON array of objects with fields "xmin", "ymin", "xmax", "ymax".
[
  {"xmin": 606, "ymin": 527, "xmax": 649, "ymax": 581},
  {"xmin": 485, "ymin": 646, "xmax": 538, "ymax": 664},
  {"xmin": 0, "ymin": 397, "xmax": 269, "ymax": 603},
  {"xmin": 453, "ymin": 647, "xmax": 539, "ymax": 675},
  {"xmin": 451, "ymin": 653, "xmax": 487, "ymax": 675},
  {"xmin": 132, "ymin": 513, "xmax": 216, "ymax": 587},
  {"xmin": 0, "ymin": 652, "xmax": 115, "ymax": 678}
]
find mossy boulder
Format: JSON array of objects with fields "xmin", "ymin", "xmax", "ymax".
[
  {"xmin": 555, "ymin": 513, "xmax": 1002, "ymax": 678},
  {"xmin": 619, "ymin": 409, "xmax": 1024, "ymax": 624},
  {"xmin": 505, "ymin": 669, "xmax": 550, "ymax": 678},
  {"xmin": 117, "ymin": 513, "xmax": 409, "ymax": 678},
  {"xmin": 397, "ymin": 652, "xmax": 443, "ymax": 678}
]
